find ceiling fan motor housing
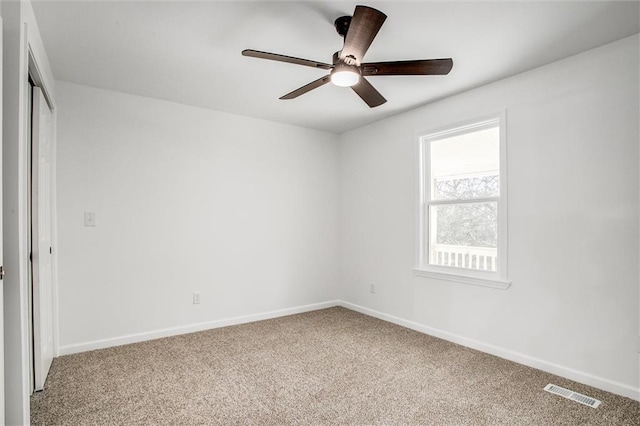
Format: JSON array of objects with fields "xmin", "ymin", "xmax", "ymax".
[{"xmin": 332, "ymin": 51, "xmax": 357, "ymax": 66}]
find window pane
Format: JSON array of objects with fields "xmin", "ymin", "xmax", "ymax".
[
  {"xmin": 430, "ymin": 126, "xmax": 499, "ymax": 201},
  {"xmin": 433, "ymin": 174, "xmax": 499, "ymax": 200},
  {"xmin": 428, "ymin": 202, "xmax": 497, "ymax": 271}
]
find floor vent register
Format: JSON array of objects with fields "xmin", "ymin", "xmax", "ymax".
[{"xmin": 543, "ymin": 384, "xmax": 601, "ymax": 408}]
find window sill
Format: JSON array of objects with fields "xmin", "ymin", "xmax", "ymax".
[{"xmin": 413, "ymin": 268, "xmax": 511, "ymax": 290}]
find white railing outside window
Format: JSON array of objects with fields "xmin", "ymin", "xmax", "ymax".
[{"xmin": 431, "ymin": 244, "xmax": 497, "ymax": 272}]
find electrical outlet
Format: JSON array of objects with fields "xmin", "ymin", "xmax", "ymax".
[
  {"xmin": 192, "ymin": 292, "xmax": 200, "ymax": 304},
  {"xmin": 84, "ymin": 211, "xmax": 96, "ymax": 227},
  {"xmin": 370, "ymin": 283, "xmax": 376, "ymax": 294}
]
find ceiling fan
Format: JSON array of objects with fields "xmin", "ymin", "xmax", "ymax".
[{"xmin": 242, "ymin": 5, "xmax": 453, "ymax": 108}]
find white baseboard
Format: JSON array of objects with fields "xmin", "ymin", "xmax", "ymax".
[
  {"xmin": 339, "ymin": 301, "xmax": 640, "ymax": 402},
  {"xmin": 57, "ymin": 300, "xmax": 340, "ymax": 356},
  {"xmin": 56, "ymin": 299, "xmax": 639, "ymax": 402}
]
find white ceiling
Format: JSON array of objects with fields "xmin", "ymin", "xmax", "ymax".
[{"xmin": 32, "ymin": 1, "xmax": 639, "ymax": 134}]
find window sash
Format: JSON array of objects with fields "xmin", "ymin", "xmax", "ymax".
[
  {"xmin": 426, "ymin": 196, "xmax": 499, "ymax": 206},
  {"xmin": 426, "ymin": 201, "xmax": 499, "ymax": 272}
]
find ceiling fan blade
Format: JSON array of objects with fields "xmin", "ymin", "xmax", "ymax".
[
  {"xmin": 362, "ymin": 59, "xmax": 454, "ymax": 76},
  {"xmin": 280, "ymin": 75, "xmax": 331, "ymax": 100},
  {"xmin": 340, "ymin": 6, "xmax": 387, "ymax": 64},
  {"xmin": 242, "ymin": 49, "xmax": 332, "ymax": 70},
  {"xmin": 351, "ymin": 77, "xmax": 386, "ymax": 108}
]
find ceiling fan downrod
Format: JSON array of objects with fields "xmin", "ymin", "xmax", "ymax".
[{"xmin": 334, "ymin": 15, "xmax": 352, "ymax": 38}]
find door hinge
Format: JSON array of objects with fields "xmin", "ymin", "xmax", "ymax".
[
  {"xmin": 50, "ymin": 247, "xmax": 52, "ymax": 254},
  {"xmin": 0, "ymin": 266, "xmax": 5, "ymax": 280}
]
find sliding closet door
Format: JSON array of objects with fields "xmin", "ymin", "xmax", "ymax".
[{"xmin": 32, "ymin": 86, "xmax": 54, "ymax": 391}]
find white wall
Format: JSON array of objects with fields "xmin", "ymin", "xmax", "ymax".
[
  {"xmin": 339, "ymin": 35, "xmax": 639, "ymax": 399},
  {"xmin": 55, "ymin": 81, "xmax": 339, "ymax": 352}
]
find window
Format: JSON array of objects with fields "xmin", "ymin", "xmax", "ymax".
[{"xmin": 415, "ymin": 114, "xmax": 509, "ymax": 289}]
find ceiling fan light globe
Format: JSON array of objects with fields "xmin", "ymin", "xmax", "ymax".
[{"xmin": 331, "ymin": 70, "xmax": 360, "ymax": 87}]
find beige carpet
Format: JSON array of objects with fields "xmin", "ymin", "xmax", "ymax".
[{"xmin": 31, "ymin": 307, "xmax": 639, "ymax": 425}]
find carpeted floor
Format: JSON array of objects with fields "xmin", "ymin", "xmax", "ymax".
[{"xmin": 31, "ymin": 307, "xmax": 639, "ymax": 425}]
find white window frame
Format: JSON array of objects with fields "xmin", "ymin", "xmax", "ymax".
[{"xmin": 414, "ymin": 112, "xmax": 510, "ymax": 290}]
